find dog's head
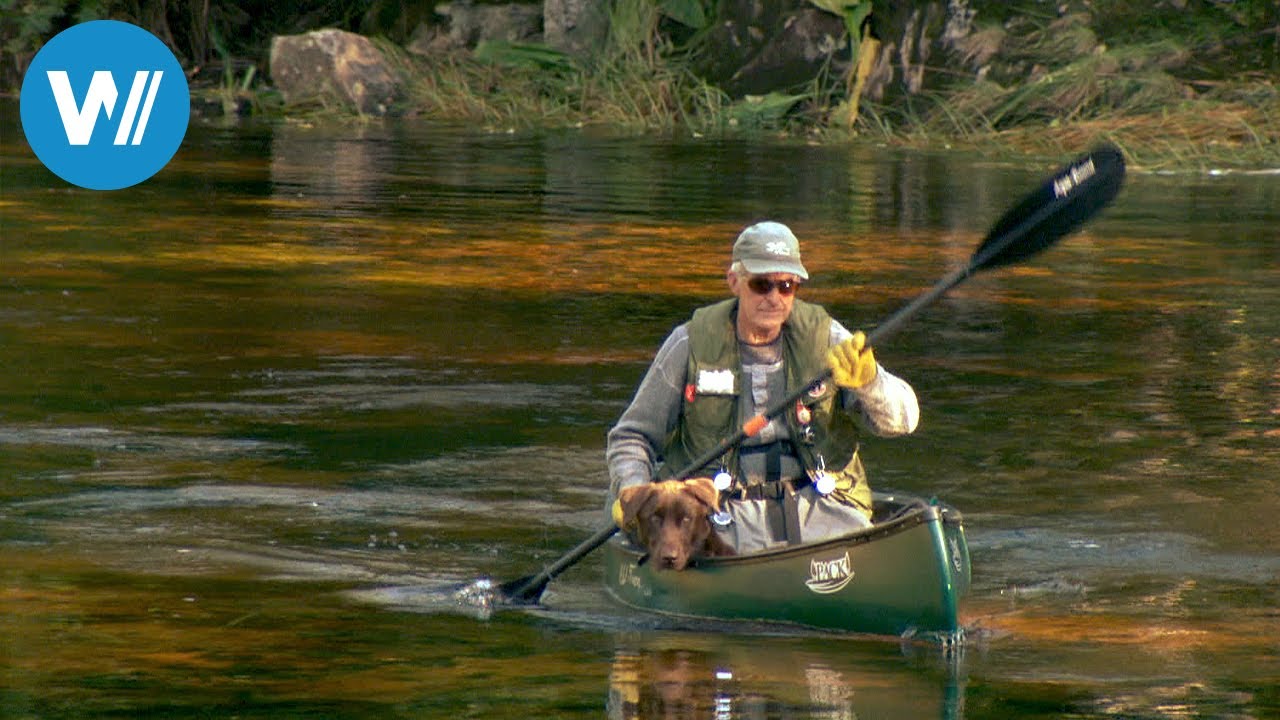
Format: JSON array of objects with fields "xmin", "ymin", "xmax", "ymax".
[{"xmin": 617, "ymin": 478, "xmax": 722, "ymax": 570}]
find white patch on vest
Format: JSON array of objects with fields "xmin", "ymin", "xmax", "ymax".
[{"xmin": 696, "ymin": 368, "xmax": 735, "ymax": 395}]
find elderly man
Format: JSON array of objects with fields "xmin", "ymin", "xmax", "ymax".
[{"xmin": 606, "ymin": 221, "xmax": 919, "ymax": 553}]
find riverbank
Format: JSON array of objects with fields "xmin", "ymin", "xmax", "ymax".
[
  {"xmin": 193, "ymin": 42, "xmax": 1278, "ymax": 175},
  {"xmin": 7, "ymin": 0, "xmax": 1275, "ymax": 174}
]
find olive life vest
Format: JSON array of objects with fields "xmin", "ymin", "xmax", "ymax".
[{"xmin": 659, "ymin": 298, "xmax": 872, "ymax": 515}]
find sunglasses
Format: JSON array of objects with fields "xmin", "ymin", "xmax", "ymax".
[{"xmin": 746, "ymin": 276, "xmax": 801, "ymax": 296}]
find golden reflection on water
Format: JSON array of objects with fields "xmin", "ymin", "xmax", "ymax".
[
  {"xmin": 5, "ymin": 114, "xmax": 1279, "ymax": 718},
  {"xmin": 967, "ymin": 602, "xmax": 1272, "ymax": 654},
  {"xmin": 4, "ymin": 549, "xmax": 613, "ymax": 712}
]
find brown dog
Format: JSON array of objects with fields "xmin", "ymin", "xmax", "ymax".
[{"xmin": 617, "ymin": 478, "xmax": 736, "ymax": 570}]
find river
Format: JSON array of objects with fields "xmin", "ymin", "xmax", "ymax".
[{"xmin": 2, "ymin": 100, "xmax": 1277, "ymax": 718}]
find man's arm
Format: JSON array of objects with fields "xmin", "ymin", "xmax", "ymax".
[
  {"xmin": 830, "ymin": 321, "xmax": 920, "ymax": 436},
  {"xmin": 605, "ymin": 325, "xmax": 691, "ymax": 498}
]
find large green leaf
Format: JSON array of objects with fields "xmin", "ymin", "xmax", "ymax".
[
  {"xmin": 474, "ymin": 41, "xmax": 577, "ymax": 72},
  {"xmin": 809, "ymin": 0, "xmax": 872, "ymax": 37},
  {"xmin": 658, "ymin": 0, "xmax": 708, "ymax": 29},
  {"xmin": 726, "ymin": 92, "xmax": 806, "ymax": 127}
]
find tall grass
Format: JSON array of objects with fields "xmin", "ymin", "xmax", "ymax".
[
  {"xmin": 848, "ymin": 24, "xmax": 1280, "ymax": 170},
  {"xmin": 389, "ymin": 0, "xmax": 731, "ymax": 133},
  {"xmin": 361, "ymin": 1, "xmax": 1280, "ymax": 169}
]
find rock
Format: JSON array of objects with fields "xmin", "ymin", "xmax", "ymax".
[
  {"xmin": 414, "ymin": 1, "xmax": 543, "ymax": 52},
  {"xmin": 697, "ymin": 1, "xmax": 848, "ymax": 99},
  {"xmin": 728, "ymin": 8, "xmax": 847, "ymax": 97},
  {"xmin": 269, "ymin": 29, "xmax": 404, "ymax": 116},
  {"xmin": 544, "ymin": 0, "xmax": 609, "ymax": 59}
]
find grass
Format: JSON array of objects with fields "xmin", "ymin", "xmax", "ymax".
[
  {"xmin": 848, "ymin": 74, "xmax": 1280, "ymax": 171},
  {"xmin": 216, "ymin": 0, "xmax": 1280, "ymax": 173},
  {"xmin": 381, "ymin": 31, "xmax": 1280, "ymax": 172}
]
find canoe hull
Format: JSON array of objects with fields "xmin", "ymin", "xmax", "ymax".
[{"xmin": 603, "ymin": 493, "xmax": 970, "ymax": 638}]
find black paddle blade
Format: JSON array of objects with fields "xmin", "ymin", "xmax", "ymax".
[
  {"xmin": 496, "ymin": 574, "xmax": 546, "ymax": 605},
  {"xmin": 974, "ymin": 144, "xmax": 1126, "ymax": 272}
]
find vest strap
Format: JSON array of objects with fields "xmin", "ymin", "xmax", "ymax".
[{"xmin": 730, "ymin": 476, "xmax": 811, "ymax": 501}]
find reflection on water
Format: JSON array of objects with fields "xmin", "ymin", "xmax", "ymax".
[
  {"xmin": 3, "ymin": 99, "xmax": 1279, "ymax": 718},
  {"xmin": 607, "ymin": 636, "xmax": 965, "ymax": 720}
]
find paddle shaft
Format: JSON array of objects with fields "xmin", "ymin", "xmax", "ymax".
[{"xmin": 507, "ymin": 243, "xmax": 986, "ymax": 600}]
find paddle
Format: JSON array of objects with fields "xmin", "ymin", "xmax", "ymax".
[{"xmin": 496, "ymin": 143, "xmax": 1126, "ymax": 605}]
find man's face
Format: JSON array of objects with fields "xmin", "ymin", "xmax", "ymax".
[{"xmin": 728, "ymin": 271, "xmax": 800, "ymax": 341}]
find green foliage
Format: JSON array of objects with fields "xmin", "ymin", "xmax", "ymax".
[
  {"xmin": 657, "ymin": 0, "xmax": 708, "ymax": 30},
  {"xmin": 724, "ymin": 92, "xmax": 807, "ymax": 129},
  {"xmin": 808, "ymin": 0, "xmax": 872, "ymax": 44},
  {"xmin": 0, "ymin": 0, "xmax": 65, "ymax": 85},
  {"xmin": 0, "ymin": 0, "xmax": 386, "ymax": 92},
  {"xmin": 4, "ymin": 0, "xmax": 1275, "ymax": 167},
  {"xmin": 474, "ymin": 41, "xmax": 577, "ymax": 73}
]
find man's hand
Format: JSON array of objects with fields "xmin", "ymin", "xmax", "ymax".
[{"xmin": 827, "ymin": 331, "xmax": 878, "ymax": 389}]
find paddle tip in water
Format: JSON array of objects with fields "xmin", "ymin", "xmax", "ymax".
[{"xmin": 452, "ymin": 576, "xmax": 500, "ymax": 613}]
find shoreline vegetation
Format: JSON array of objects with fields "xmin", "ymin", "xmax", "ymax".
[
  {"xmin": 366, "ymin": 39, "xmax": 1280, "ymax": 174},
  {"xmin": 4, "ymin": 1, "xmax": 1278, "ymax": 172}
]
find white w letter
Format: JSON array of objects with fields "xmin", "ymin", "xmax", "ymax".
[{"xmin": 47, "ymin": 70, "xmax": 120, "ymax": 145}]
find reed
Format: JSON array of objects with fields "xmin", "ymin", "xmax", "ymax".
[{"xmin": 352, "ymin": 3, "xmax": 1280, "ymax": 170}]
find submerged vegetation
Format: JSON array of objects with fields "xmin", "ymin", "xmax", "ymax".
[{"xmin": 2, "ymin": 0, "xmax": 1278, "ymax": 170}]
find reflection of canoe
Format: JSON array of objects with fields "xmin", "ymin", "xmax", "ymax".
[
  {"xmin": 603, "ymin": 492, "xmax": 970, "ymax": 639},
  {"xmin": 608, "ymin": 634, "xmax": 965, "ymax": 720}
]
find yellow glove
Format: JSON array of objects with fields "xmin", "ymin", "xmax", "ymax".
[
  {"xmin": 611, "ymin": 498, "xmax": 626, "ymax": 528},
  {"xmin": 827, "ymin": 330, "xmax": 878, "ymax": 389}
]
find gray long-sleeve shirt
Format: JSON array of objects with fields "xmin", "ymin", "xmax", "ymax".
[{"xmin": 606, "ymin": 319, "xmax": 919, "ymax": 498}]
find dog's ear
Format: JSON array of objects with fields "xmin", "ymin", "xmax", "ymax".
[
  {"xmin": 680, "ymin": 477, "xmax": 721, "ymax": 512},
  {"xmin": 617, "ymin": 484, "xmax": 659, "ymax": 529}
]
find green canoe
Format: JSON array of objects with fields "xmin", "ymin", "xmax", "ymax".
[{"xmin": 603, "ymin": 492, "xmax": 970, "ymax": 639}]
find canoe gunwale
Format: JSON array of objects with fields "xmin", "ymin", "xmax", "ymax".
[{"xmin": 608, "ymin": 493, "xmax": 957, "ymax": 568}]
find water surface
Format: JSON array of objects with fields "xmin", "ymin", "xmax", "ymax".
[{"xmin": 2, "ymin": 101, "xmax": 1278, "ymax": 718}]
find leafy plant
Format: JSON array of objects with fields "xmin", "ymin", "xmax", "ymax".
[
  {"xmin": 725, "ymin": 91, "xmax": 806, "ymax": 129},
  {"xmin": 808, "ymin": 0, "xmax": 876, "ymax": 128},
  {"xmin": 474, "ymin": 41, "xmax": 577, "ymax": 73},
  {"xmin": 655, "ymin": 0, "xmax": 708, "ymax": 30}
]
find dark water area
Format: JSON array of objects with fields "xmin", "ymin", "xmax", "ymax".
[{"xmin": 2, "ymin": 98, "xmax": 1278, "ymax": 718}]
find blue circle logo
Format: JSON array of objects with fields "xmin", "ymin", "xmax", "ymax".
[{"xmin": 20, "ymin": 20, "xmax": 190, "ymax": 191}]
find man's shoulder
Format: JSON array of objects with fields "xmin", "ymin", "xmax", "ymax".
[{"xmin": 653, "ymin": 323, "xmax": 692, "ymax": 362}]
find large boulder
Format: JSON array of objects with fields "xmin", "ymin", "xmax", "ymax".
[
  {"xmin": 695, "ymin": 1, "xmax": 848, "ymax": 99},
  {"xmin": 270, "ymin": 29, "xmax": 404, "ymax": 116}
]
